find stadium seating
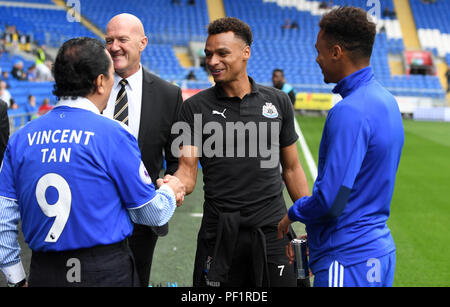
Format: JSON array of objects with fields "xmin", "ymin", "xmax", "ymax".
[
  {"xmin": 78, "ymin": 0, "xmax": 209, "ymax": 46},
  {"xmin": 0, "ymin": 54, "xmax": 33, "ymax": 78},
  {"xmin": 409, "ymin": 0, "xmax": 449, "ymax": 99},
  {"xmin": 262, "ymin": 0, "xmax": 405, "ymax": 54},
  {"xmin": 1, "ymin": 0, "xmax": 53, "ymax": 3},
  {"xmin": 224, "ymin": 0, "xmax": 445, "ymax": 99},
  {"xmin": 78, "ymin": 0, "xmax": 210, "ymax": 82},
  {"xmin": 0, "ymin": 0, "xmax": 447, "ymax": 127},
  {"xmin": 141, "ymin": 44, "xmax": 209, "ymax": 82},
  {"xmin": 0, "ymin": 6, "xmax": 96, "ymax": 47},
  {"xmin": 410, "ymin": 0, "xmax": 450, "ymax": 58},
  {"xmin": 1, "ymin": 52, "xmax": 56, "ymax": 130}
]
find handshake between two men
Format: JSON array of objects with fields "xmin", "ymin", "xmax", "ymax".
[{"xmin": 157, "ymin": 175, "xmax": 186, "ymax": 207}]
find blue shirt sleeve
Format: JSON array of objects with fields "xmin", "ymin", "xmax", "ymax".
[
  {"xmin": 127, "ymin": 185, "xmax": 176, "ymax": 227},
  {"xmin": 106, "ymin": 125, "xmax": 177, "ymax": 226},
  {"xmin": 288, "ymin": 104, "xmax": 371, "ymax": 224},
  {"xmin": 106, "ymin": 126, "xmax": 158, "ymax": 209}
]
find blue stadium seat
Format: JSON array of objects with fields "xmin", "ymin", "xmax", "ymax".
[
  {"xmin": 411, "ymin": 0, "xmax": 449, "ymax": 59},
  {"xmin": 223, "ymin": 0, "xmax": 444, "ymax": 98},
  {"xmin": 77, "ymin": 0, "xmax": 210, "ymax": 84},
  {"xmin": 0, "ymin": 0, "xmax": 444, "ymax": 96},
  {"xmin": 0, "ymin": 6, "xmax": 97, "ymax": 47}
]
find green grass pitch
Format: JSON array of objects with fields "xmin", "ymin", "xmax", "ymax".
[{"xmin": 149, "ymin": 115, "xmax": 450, "ymax": 287}]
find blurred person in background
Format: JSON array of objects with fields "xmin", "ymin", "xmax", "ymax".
[
  {"xmin": 2, "ymin": 71, "xmax": 11, "ymax": 83},
  {"xmin": 26, "ymin": 64, "xmax": 37, "ymax": 81},
  {"xmin": 446, "ymin": 67, "xmax": 450, "ymax": 93},
  {"xmin": 0, "ymin": 81, "xmax": 11, "ymax": 107},
  {"xmin": 8, "ymin": 98, "xmax": 18, "ymax": 110},
  {"xmin": 272, "ymin": 69, "xmax": 296, "ymax": 105},
  {"xmin": 36, "ymin": 60, "xmax": 54, "ymax": 82},
  {"xmin": 35, "ymin": 44, "xmax": 46, "ymax": 66},
  {"xmin": 25, "ymin": 95, "xmax": 39, "ymax": 121},
  {"xmin": 37, "ymin": 97, "xmax": 53, "ymax": 116},
  {"xmin": 11, "ymin": 61, "xmax": 26, "ymax": 81}
]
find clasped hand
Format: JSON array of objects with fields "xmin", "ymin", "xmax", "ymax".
[{"xmin": 157, "ymin": 175, "xmax": 186, "ymax": 207}]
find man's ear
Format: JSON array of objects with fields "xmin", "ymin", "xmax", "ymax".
[
  {"xmin": 139, "ymin": 36, "xmax": 148, "ymax": 52},
  {"xmin": 243, "ymin": 45, "xmax": 251, "ymax": 61},
  {"xmin": 94, "ymin": 74, "xmax": 105, "ymax": 95},
  {"xmin": 331, "ymin": 44, "xmax": 344, "ymax": 61}
]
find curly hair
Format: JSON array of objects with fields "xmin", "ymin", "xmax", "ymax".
[
  {"xmin": 319, "ymin": 6, "xmax": 376, "ymax": 60},
  {"xmin": 52, "ymin": 37, "xmax": 111, "ymax": 98},
  {"xmin": 207, "ymin": 17, "xmax": 253, "ymax": 46}
]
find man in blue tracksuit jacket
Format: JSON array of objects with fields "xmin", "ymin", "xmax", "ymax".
[{"xmin": 278, "ymin": 7, "xmax": 404, "ymax": 287}]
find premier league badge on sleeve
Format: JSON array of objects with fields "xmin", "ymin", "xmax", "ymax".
[
  {"xmin": 262, "ymin": 102, "xmax": 278, "ymax": 119},
  {"xmin": 139, "ymin": 161, "xmax": 152, "ymax": 185}
]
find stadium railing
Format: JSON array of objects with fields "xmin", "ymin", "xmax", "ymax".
[{"xmin": 8, "ymin": 112, "xmax": 34, "ymax": 134}]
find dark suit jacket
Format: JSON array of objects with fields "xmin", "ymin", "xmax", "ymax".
[
  {"xmin": 138, "ymin": 69, "xmax": 183, "ymax": 235},
  {"xmin": 0, "ymin": 99, "xmax": 9, "ymax": 165}
]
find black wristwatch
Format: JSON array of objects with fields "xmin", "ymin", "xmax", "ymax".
[{"xmin": 7, "ymin": 278, "xmax": 26, "ymax": 287}]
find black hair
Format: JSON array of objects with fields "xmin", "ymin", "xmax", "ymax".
[
  {"xmin": 52, "ymin": 37, "xmax": 111, "ymax": 98},
  {"xmin": 207, "ymin": 17, "xmax": 253, "ymax": 46},
  {"xmin": 319, "ymin": 6, "xmax": 376, "ymax": 60},
  {"xmin": 272, "ymin": 68, "xmax": 284, "ymax": 76}
]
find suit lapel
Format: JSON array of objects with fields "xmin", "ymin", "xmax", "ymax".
[{"xmin": 138, "ymin": 68, "xmax": 154, "ymax": 151}]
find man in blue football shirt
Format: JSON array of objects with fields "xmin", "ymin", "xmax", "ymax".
[
  {"xmin": 0, "ymin": 37, "xmax": 185, "ymax": 287},
  {"xmin": 278, "ymin": 7, "xmax": 404, "ymax": 287}
]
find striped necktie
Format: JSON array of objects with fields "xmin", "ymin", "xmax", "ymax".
[{"xmin": 114, "ymin": 79, "xmax": 128, "ymax": 125}]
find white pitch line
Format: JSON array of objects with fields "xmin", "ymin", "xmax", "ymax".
[
  {"xmin": 294, "ymin": 118, "xmax": 318, "ymax": 181},
  {"xmin": 190, "ymin": 213, "xmax": 203, "ymax": 218}
]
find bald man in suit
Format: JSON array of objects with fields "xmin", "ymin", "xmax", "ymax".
[
  {"xmin": 103, "ymin": 14, "xmax": 183, "ymax": 287},
  {"xmin": 0, "ymin": 99, "xmax": 9, "ymax": 164}
]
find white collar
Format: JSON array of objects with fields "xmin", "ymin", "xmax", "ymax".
[
  {"xmin": 55, "ymin": 97, "xmax": 101, "ymax": 115},
  {"xmin": 114, "ymin": 64, "xmax": 143, "ymax": 91}
]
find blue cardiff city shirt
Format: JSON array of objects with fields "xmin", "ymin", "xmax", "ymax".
[
  {"xmin": 288, "ymin": 67, "xmax": 404, "ymax": 273},
  {"xmin": 0, "ymin": 98, "xmax": 162, "ymax": 252}
]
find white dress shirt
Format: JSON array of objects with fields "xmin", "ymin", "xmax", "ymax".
[
  {"xmin": 0, "ymin": 89, "xmax": 11, "ymax": 107},
  {"xmin": 102, "ymin": 65, "xmax": 143, "ymax": 139}
]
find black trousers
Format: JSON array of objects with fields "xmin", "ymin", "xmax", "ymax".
[
  {"xmin": 28, "ymin": 241, "xmax": 139, "ymax": 287},
  {"xmin": 222, "ymin": 234, "xmax": 297, "ymax": 287},
  {"xmin": 196, "ymin": 227, "xmax": 298, "ymax": 287},
  {"xmin": 128, "ymin": 224, "xmax": 159, "ymax": 287}
]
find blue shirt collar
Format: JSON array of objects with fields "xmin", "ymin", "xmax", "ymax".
[{"xmin": 332, "ymin": 66, "xmax": 374, "ymax": 98}]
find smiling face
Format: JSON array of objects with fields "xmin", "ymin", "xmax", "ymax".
[
  {"xmin": 105, "ymin": 14, "xmax": 148, "ymax": 79},
  {"xmin": 315, "ymin": 29, "xmax": 341, "ymax": 84},
  {"xmin": 204, "ymin": 31, "xmax": 250, "ymax": 84}
]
